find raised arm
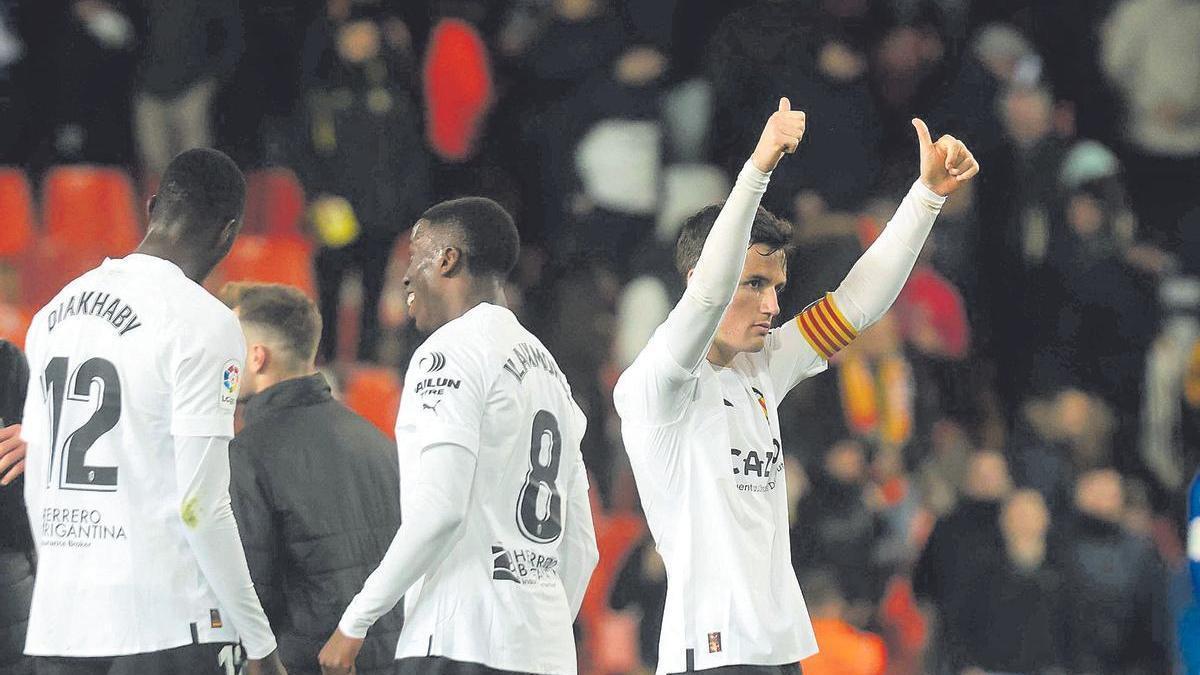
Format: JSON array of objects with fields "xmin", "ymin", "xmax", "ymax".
[
  {"xmin": 833, "ymin": 119, "xmax": 978, "ymax": 328},
  {"xmin": 658, "ymin": 98, "xmax": 807, "ymax": 374},
  {"xmin": 769, "ymin": 119, "xmax": 979, "ymax": 392}
]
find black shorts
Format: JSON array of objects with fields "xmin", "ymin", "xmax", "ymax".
[
  {"xmin": 33, "ymin": 643, "xmax": 228, "ymax": 675},
  {"xmin": 670, "ymin": 662, "xmax": 803, "ymax": 675},
  {"xmin": 394, "ymin": 656, "xmax": 529, "ymax": 675}
]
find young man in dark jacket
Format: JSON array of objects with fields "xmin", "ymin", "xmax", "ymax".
[
  {"xmin": 223, "ymin": 283, "xmax": 402, "ymax": 675},
  {"xmin": 0, "ymin": 339, "xmax": 31, "ymax": 674}
]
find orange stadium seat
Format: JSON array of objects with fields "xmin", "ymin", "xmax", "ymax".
[
  {"xmin": 21, "ymin": 238, "xmax": 103, "ymax": 310},
  {"xmin": 0, "ymin": 303, "xmax": 33, "ymax": 350},
  {"xmin": 341, "ymin": 366, "xmax": 402, "ymax": 438},
  {"xmin": 244, "ymin": 167, "xmax": 306, "ymax": 238},
  {"xmin": 210, "ymin": 234, "xmax": 316, "ymax": 297},
  {"xmin": 579, "ymin": 508, "xmax": 646, "ymax": 672},
  {"xmin": 42, "ymin": 165, "xmax": 143, "ymax": 258},
  {"xmin": 0, "ymin": 168, "xmax": 35, "ymax": 259}
]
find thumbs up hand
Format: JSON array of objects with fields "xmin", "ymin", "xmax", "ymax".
[
  {"xmin": 911, "ymin": 118, "xmax": 979, "ymax": 196},
  {"xmin": 751, "ymin": 97, "xmax": 808, "ymax": 173}
]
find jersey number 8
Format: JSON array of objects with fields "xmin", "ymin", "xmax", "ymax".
[{"xmin": 515, "ymin": 410, "xmax": 564, "ymax": 544}]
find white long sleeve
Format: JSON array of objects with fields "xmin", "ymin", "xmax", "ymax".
[
  {"xmin": 174, "ymin": 434, "xmax": 277, "ymax": 659},
  {"xmin": 660, "ymin": 160, "xmax": 772, "ymax": 373},
  {"xmin": 831, "ymin": 180, "xmax": 946, "ymax": 330},
  {"xmin": 339, "ymin": 442, "xmax": 476, "ymax": 638},
  {"xmin": 558, "ymin": 456, "xmax": 599, "ymax": 618}
]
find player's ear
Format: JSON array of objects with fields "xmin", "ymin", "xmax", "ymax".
[
  {"xmin": 440, "ymin": 246, "xmax": 463, "ymax": 276},
  {"xmin": 249, "ymin": 344, "xmax": 269, "ymax": 373},
  {"xmin": 686, "ymin": 267, "xmax": 695, "ymax": 285},
  {"xmin": 146, "ymin": 195, "xmax": 157, "ymax": 221}
]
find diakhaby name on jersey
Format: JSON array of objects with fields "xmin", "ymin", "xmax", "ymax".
[{"xmin": 47, "ymin": 290, "xmax": 142, "ymax": 336}]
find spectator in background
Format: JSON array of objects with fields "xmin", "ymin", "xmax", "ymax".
[
  {"xmin": 1102, "ymin": 0, "xmax": 1200, "ymax": 251},
  {"xmin": 0, "ymin": 340, "xmax": 31, "ymax": 674},
  {"xmin": 1062, "ymin": 468, "xmax": 1169, "ymax": 674},
  {"xmin": 133, "ymin": 0, "xmax": 242, "ymax": 178},
  {"xmin": 792, "ymin": 439, "xmax": 886, "ymax": 614},
  {"xmin": 953, "ymin": 490, "xmax": 1066, "ymax": 675},
  {"xmin": 610, "ymin": 535, "xmax": 668, "ymax": 667},
  {"xmin": 0, "ymin": 0, "xmax": 26, "ymax": 163},
  {"xmin": 223, "ymin": 283, "xmax": 403, "ymax": 675},
  {"xmin": 798, "ymin": 570, "xmax": 887, "ymax": 675},
  {"xmin": 1032, "ymin": 142, "xmax": 1159, "ymax": 421},
  {"xmin": 708, "ymin": 3, "xmax": 882, "ymax": 217},
  {"xmin": 297, "ymin": 8, "xmax": 430, "ymax": 363},
  {"xmin": 1011, "ymin": 388, "xmax": 1116, "ymax": 517},
  {"xmin": 913, "ymin": 450, "xmax": 1012, "ymax": 673}
]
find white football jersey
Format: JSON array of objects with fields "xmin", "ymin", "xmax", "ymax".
[
  {"xmin": 22, "ymin": 254, "xmax": 246, "ymax": 656},
  {"xmin": 614, "ymin": 295, "xmax": 858, "ymax": 673},
  {"xmin": 393, "ymin": 303, "xmax": 590, "ymax": 673}
]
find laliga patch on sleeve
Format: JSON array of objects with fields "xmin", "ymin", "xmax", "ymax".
[{"xmin": 219, "ymin": 360, "xmax": 241, "ymax": 410}]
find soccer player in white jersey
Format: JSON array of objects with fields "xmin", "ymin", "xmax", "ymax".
[
  {"xmin": 319, "ymin": 198, "xmax": 598, "ymax": 675},
  {"xmin": 19, "ymin": 149, "xmax": 286, "ymax": 675},
  {"xmin": 613, "ymin": 99, "xmax": 979, "ymax": 674}
]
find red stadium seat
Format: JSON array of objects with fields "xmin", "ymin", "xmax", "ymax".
[
  {"xmin": 210, "ymin": 234, "xmax": 316, "ymax": 298},
  {"xmin": 341, "ymin": 366, "xmax": 402, "ymax": 438},
  {"xmin": 0, "ymin": 168, "xmax": 35, "ymax": 259},
  {"xmin": 424, "ymin": 18, "xmax": 494, "ymax": 162},
  {"xmin": 0, "ymin": 303, "xmax": 33, "ymax": 350},
  {"xmin": 21, "ymin": 238, "xmax": 105, "ymax": 310},
  {"xmin": 42, "ymin": 165, "xmax": 143, "ymax": 257},
  {"xmin": 244, "ymin": 167, "xmax": 306, "ymax": 238}
]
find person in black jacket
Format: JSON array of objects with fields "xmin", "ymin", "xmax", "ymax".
[
  {"xmin": 296, "ymin": 7, "xmax": 430, "ymax": 363},
  {"xmin": 222, "ymin": 283, "xmax": 402, "ymax": 675},
  {"xmin": 0, "ymin": 339, "xmax": 32, "ymax": 674}
]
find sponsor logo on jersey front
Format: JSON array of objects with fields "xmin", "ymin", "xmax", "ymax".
[
  {"xmin": 491, "ymin": 544, "xmax": 560, "ymax": 588},
  {"xmin": 219, "ymin": 361, "xmax": 240, "ymax": 409},
  {"xmin": 39, "ymin": 507, "xmax": 127, "ymax": 548},
  {"xmin": 420, "ymin": 351, "xmax": 447, "ymax": 373},
  {"xmin": 729, "ymin": 439, "xmax": 783, "ymax": 493},
  {"xmin": 414, "ymin": 377, "xmax": 461, "ymax": 397}
]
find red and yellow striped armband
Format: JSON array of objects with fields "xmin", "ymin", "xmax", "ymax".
[{"xmin": 796, "ymin": 293, "xmax": 858, "ymax": 359}]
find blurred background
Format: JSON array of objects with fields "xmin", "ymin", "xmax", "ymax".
[{"xmin": 1, "ymin": 0, "xmax": 1199, "ymax": 673}]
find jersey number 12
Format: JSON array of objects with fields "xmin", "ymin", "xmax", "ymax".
[{"xmin": 42, "ymin": 356, "xmax": 122, "ymax": 491}]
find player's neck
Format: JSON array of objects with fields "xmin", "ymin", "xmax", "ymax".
[
  {"xmin": 706, "ymin": 340, "xmax": 739, "ymax": 368},
  {"xmin": 134, "ymin": 239, "xmax": 211, "ymax": 283},
  {"xmin": 442, "ymin": 279, "xmax": 506, "ymax": 324}
]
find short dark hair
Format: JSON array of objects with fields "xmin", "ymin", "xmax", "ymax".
[
  {"xmin": 419, "ymin": 197, "xmax": 519, "ymax": 278},
  {"xmin": 221, "ymin": 282, "xmax": 322, "ymax": 366},
  {"xmin": 674, "ymin": 204, "xmax": 793, "ymax": 278},
  {"xmin": 152, "ymin": 148, "xmax": 246, "ymax": 234}
]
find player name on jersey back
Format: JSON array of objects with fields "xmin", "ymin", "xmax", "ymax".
[{"xmin": 46, "ymin": 290, "xmax": 142, "ymax": 336}]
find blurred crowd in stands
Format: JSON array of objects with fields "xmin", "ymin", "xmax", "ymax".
[{"xmin": 2, "ymin": 0, "xmax": 1200, "ymax": 673}]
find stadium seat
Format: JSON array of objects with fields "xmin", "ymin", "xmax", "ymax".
[
  {"xmin": 424, "ymin": 18, "xmax": 493, "ymax": 162},
  {"xmin": 0, "ymin": 303, "xmax": 33, "ymax": 349},
  {"xmin": 579, "ymin": 510, "xmax": 646, "ymax": 671},
  {"xmin": 244, "ymin": 167, "xmax": 306, "ymax": 238},
  {"xmin": 42, "ymin": 165, "xmax": 143, "ymax": 257},
  {"xmin": 341, "ymin": 366, "xmax": 402, "ymax": 438},
  {"xmin": 210, "ymin": 234, "xmax": 317, "ymax": 298},
  {"xmin": 0, "ymin": 168, "xmax": 35, "ymax": 259},
  {"xmin": 21, "ymin": 238, "xmax": 104, "ymax": 310}
]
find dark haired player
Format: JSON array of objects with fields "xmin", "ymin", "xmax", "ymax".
[
  {"xmin": 320, "ymin": 198, "xmax": 598, "ymax": 675},
  {"xmin": 20, "ymin": 149, "xmax": 285, "ymax": 674},
  {"xmin": 614, "ymin": 100, "xmax": 978, "ymax": 673}
]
